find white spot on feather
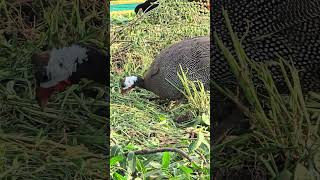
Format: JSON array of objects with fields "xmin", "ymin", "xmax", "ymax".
[
  {"xmin": 123, "ymin": 76, "xmax": 138, "ymax": 89},
  {"xmin": 40, "ymin": 44, "xmax": 88, "ymax": 88}
]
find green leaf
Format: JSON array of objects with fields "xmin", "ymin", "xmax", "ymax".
[
  {"xmin": 127, "ymin": 152, "xmax": 136, "ymax": 174},
  {"xmin": 191, "ymin": 161, "xmax": 199, "ymax": 168},
  {"xmin": 149, "ymin": 161, "xmax": 162, "ymax": 169},
  {"xmin": 124, "ymin": 144, "xmax": 137, "ymax": 151},
  {"xmin": 294, "ymin": 163, "xmax": 314, "ymax": 180},
  {"xmin": 158, "ymin": 114, "xmax": 167, "ymax": 121},
  {"xmin": 162, "ymin": 152, "xmax": 170, "ymax": 169},
  {"xmin": 110, "ymin": 145, "xmax": 122, "ymax": 156},
  {"xmin": 188, "ymin": 131, "xmax": 205, "ymax": 153},
  {"xmin": 179, "ymin": 165, "xmax": 193, "ymax": 175},
  {"xmin": 136, "ymin": 158, "xmax": 146, "ymax": 173},
  {"xmin": 113, "ymin": 172, "xmax": 126, "ymax": 180},
  {"xmin": 110, "ymin": 155, "xmax": 124, "ymax": 166},
  {"xmin": 201, "ymin": 113, "xmax": 210, "ymax": 125}
]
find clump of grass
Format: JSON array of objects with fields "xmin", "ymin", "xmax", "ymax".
[
  {"xmin": 212, "ymin": 8, "xmax": 320, "ymax": 179},
  {"xmin": 177, "ymin": 65, "xmax": 210, "ymax": 125},
  {"xmin": 0, "ymin": 0, "xmax": 107, "ymax": 179}
]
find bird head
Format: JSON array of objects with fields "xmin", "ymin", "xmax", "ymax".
[
  {"xmin": 31, "ymin": 50, "xmax": 73, "ymax": 109},
  {"xmin": 120, "ymin": 76, "xmax": 143, "ymax": 94}
]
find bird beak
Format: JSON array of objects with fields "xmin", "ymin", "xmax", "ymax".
[
  {"xmin": 35, "ymin": 80, "xmax": 71, "ymax": 110},
  {"xmin": 121, "ymin": 87, "xmax": 133, "ymax": 95},
  {"xmin": 36, "ymin": 86, "xmax": 55, "ymax": 110}
]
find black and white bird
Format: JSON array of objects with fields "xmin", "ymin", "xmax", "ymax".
[{"xmin": 31, "ymin": 44, "xmax": 107, "ymax": 109}]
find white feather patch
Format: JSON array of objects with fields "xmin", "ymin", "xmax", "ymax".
[
  {"xmin": 123, "ymin": 76, "xmax": 138, "ymax": 89},
  {"xmin": 40, "ymin": 44, "xmax": 88, "ymax": 88}
]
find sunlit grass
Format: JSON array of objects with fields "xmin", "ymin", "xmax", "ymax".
[{"xmin": 110, "ymin": 0, "xmax": 210, "ymax": 179}]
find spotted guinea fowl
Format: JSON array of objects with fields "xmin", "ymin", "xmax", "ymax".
[
  {"xmin": 31, "ymin": 44, "xmax": 107, "ymax": 109},
  {"xmin": 121, "ymin": 36, "xmax": 210, "ymax": 100},
  {"xmin": 212, "ymin": 0, "xmax": 320, "ymax": 138}
]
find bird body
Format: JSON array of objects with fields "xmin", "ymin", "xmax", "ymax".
[
  {"xmin": 32, "ymin": 44, "xmax": 107, "ymax": 108},
  {"xmin": 121, "ymin": 36, "xmax": 210, "ymax": 100},
  {"xmin": 212, "ymin": 0, "xmax": 320, "ymax": 137},
  {"xmin": 213, "ymin": 0, "xmax": 320, "ymax": 94}
]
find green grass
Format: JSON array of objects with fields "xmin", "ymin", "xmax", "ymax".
[
  {"xmin": 110, "ymin": 0, "xmax": 210, "ymax": 179},
  {"xmin": 0, "ymin": 0, "xmax": 108, "ymax": 179},
  {"xmin": 212, "ymin": 9, "xmax": 320, "ymax": 179}
]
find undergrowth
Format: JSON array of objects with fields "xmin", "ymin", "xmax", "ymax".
[
  {"xmin": 212, "ymin": 9, "xmax": 320, "ymax": 179},
  {"xmin": 0, "ymin": 0, "xmax": 108, "ymax": 179},
  {"xmin": 110, "ymin": 0, "xmax": 210, "ymax": 179}
]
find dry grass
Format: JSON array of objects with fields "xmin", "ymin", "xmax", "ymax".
[{"xmin": 0, "ymin": 0, "xmax": 108, "ymax": 179}]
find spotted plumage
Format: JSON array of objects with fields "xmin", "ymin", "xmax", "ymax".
[
  {"xmin": 212, "ymin": 0, "xmax": 320, "ymax": 94},
  {"xmin": 212, "ymin": 0, "xmax": 320, "ymax": 137}
]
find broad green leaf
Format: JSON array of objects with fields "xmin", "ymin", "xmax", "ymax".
[
  {"xmin": 162, "ymin": 152, "xmax": 170, "ymax": 169},
  {"xmin": 113, "ymin": 172, "xmax": 126, "ymax": 180},
  {"xmin": 125, "ymin": 144, "xmax": 137, "ymax": 151},
  {"xmin": 110, "ymin": 155, "xmax": 124, "ymax": 166},
  {"xmin": 201, "ymin": 113, "xmax": 210, "ymax": 125},
  {"xmin": 189, "ymin": 131, "xmax": 205, "ymax": 153},
  {"xmin": 127, "ymin": 152, "xmax": 136, "ymax": 174},
  {"xmin": 179, "ymin": 165, "xmax": 193, "ymax": 175},
  {"xmin": 110, "ymin": 145, "xmax": 122, "ymax": 156}
]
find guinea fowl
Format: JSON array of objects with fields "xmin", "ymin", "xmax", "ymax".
[
  {"xmin": 31, "ymin": 44, "xmax": 107, "ymax": 109},
  {"xmin": 212, "ymin": 0, "xmax": 320, "ymax": 138},
  {"xmin": 134, "ymin": 0, "xmax": 158, "ymax": 14},
  {"xmin": 121, "ymin": 36, "xmax": 210, "ymax": 100}
]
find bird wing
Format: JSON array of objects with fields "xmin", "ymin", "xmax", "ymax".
[{"xmin": 144, "ymin": 59, "xmax": 160, "ymax": 79}]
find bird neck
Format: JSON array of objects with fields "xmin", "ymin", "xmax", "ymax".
[{"xmin": 135, "ymin": 76, "xmax": 145, "ymax": 89}]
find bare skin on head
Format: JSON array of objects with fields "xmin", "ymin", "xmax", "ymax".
[
  {"xmin": 35, "ymin": 80, "xmax": 71, "ymax": 109},
  {"xmin": 31, "ymin": 45, "xmax": 88, "ymax": 109},
  {"xmin": 120, "ymin": 76, "xmax": 138, "ymax": 94}
]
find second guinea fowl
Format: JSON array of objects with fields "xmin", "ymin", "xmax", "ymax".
[
  {"xmin": 120, "ymin": 36, "xmax": 210, "ymax": 100},
  {"xmin": 31, "ymin": 44, "xmax": 107, "ymax": 109}
]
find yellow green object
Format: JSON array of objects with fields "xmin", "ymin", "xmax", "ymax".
[
  {"xmin": 110, "ymin": 0, "xmax": 145, "ymax": 14},
  {"xmin": 110, "ymin": 0, "xmax": 145, "ymax": 5}
]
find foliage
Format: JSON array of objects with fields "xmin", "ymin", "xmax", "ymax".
[
  {"xmin": 0, "ymin": 0, "xmax": 108, "ymax": 179},
  {"xmin": 212, "ymin": 9, "xmax": 320, "ymax": 179},
  {"xmin": 110, "ymin": 0, "xmax": 210, "ymax": 179}
]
